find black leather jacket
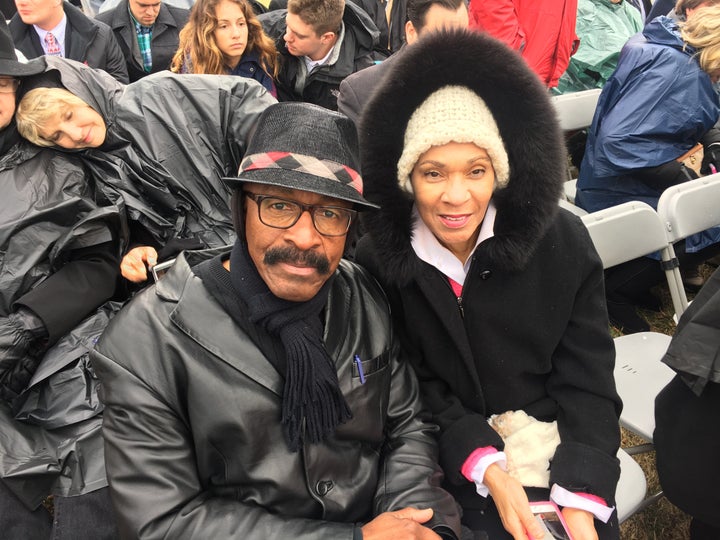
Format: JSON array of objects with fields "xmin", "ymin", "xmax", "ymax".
[{"xmin": 92, "ymin": 249, "xmax": 461, "ymax": 539}]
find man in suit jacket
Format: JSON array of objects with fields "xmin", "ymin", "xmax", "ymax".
[
  {"xmin": 11, "ymin": 0, "xmax": 129, "ymax": 83},
  {"xmin": 96, "ymin": 0, "xmax": 189, "ymax": 82},
  {"xmin": 337, "ymin": 0, "xmax": 467, "ymax": 125}
]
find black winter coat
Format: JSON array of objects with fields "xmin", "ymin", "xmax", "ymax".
[
  {"xmin": 654, "ymin": 267, "xmax": 720, "ymax": 527},
  {"xmin": 259, "ymin": 1, "xmax": 378, "ymax": 110},
  {"xmin": 355, "ymin": 30, "xmax": 622, "ymax": 510},
  {"xmin": 96, "ymin": 1, "xmax": 189, "ymax": 82},
  {"xmin": 10, "ymin": 2, "xmax": 129, "ymax": 83},
  {"xmin": 92, "ymin": 249, "xmax": 462, "ymax": 539}
]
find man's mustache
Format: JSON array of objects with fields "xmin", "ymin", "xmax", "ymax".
[{"xmin": 264, "ymin": 247, "xmax": 331, "ymax": 275}]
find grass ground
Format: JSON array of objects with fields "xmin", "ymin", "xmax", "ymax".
[{"xmin": 613, "ymin": 265, "xmax": 717, "ymax": 540}]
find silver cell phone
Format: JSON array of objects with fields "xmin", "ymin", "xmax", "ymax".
[
  {"xmin": 151, "ymin": 258, "xmax": 176, "ymax": 281},
  {"xmin": 528, "ymin": 502, "xmax": 573, "ymax": 540}
]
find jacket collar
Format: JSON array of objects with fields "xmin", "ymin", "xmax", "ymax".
[
  {"xmin": 107, "ymin": 1, "xmax": 178, "ymax": 34},
  {"xmin": 159, "ymin": 249, "xmax": 284, "ymax": 396},
  {"xmin": 157, "ymin": 249, "xmax": 350, "ymax": 396},
  {"xmin": 63, "ymin": 1, "xmax": 99, "ymax": 38}
]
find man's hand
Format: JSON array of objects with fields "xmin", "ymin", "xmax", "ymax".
[
  {"xmin": 361, "ymin": 507, "xmax": 442, "ymax": 540},
  {"xmin": 483, "ymin": 464, "xmax": 544, "ymax": 540},
  {"xmin": 561, "ymin": 507, "xmax": 598, "ymax": 540},
  {"xmin": 121, "ymin": 246, "xmax": 158, "ymax": 283}
]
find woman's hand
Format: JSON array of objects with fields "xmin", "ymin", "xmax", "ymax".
[
  {"xmin": 484, "ymin": 464, "xmax": 544, "ymax": 540},
  {"xmin": 678, "ymin": 144, "xmax": 704, "ymax": 177},
  {"xmin": 561, "ymin": 507, "xmax": 598, "ymax": 540},
  {"xmin": 121, "ymin": 246, "xmax": 158, "ymax": 283}
]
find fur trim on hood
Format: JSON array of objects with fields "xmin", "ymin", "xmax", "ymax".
[{"xmin": 358, "ymin": 29, "xmax": 565, "ymax": 286}]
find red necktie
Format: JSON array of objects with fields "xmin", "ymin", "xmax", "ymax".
[{"xmin": 44, "ymin": 32, "xmax": 62, "ymax": 56}]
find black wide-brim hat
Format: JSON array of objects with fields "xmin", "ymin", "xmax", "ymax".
[
  {"xmin": 223, "ymin": 102, "xmax": 379, "ymax": 210},
  {"xmin": 0, "ymin": 15, "xmax": 46, "ymax": 77}
]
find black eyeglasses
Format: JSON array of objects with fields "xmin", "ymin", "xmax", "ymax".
[{"xmin": 245, "ymin": 192, "xmax": 357, "ymax": 237}]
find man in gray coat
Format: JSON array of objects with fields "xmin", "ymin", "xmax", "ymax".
[
  {"xmin": 92, "ymin": 102, "xmax": 467, "ymax": 540},
  {"xmin": 337, "ymin": 0, "xmax": 467, "ymax": 124},
  {"xmin": 96, "ymin": 0, "xmax": 189, "ymax": 82}
]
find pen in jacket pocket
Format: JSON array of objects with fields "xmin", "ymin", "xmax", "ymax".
[{"xmin": 354, "ymin": 354, "xmax": 365, "ymax": 384}]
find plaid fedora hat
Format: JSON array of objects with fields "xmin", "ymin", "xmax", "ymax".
[
  {"xmin": 223, "ymin": 102, "xmax": 379, "ymax": 210},
  {"xmin": 0, "ymin": 16, "xmax": 45, "ymax": 77}
]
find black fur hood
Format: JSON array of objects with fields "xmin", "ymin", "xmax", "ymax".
[{"xmin": 357, "ymin": 29, "xmax": 565, "ymax": 287}]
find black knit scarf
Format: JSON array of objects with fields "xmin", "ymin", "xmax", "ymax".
[{"xmin": 229, "ymin": 238, "xmax": 352, "ymax": 451}]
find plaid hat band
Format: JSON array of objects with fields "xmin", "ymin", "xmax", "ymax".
[{"xmin": 239, "ymin": 151, "xmax": 365, "ymax": 195}]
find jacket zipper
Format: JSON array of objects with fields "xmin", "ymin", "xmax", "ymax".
[{"xmin": 440, "ymin": 273, "xmax": 465, "ymax": 319}]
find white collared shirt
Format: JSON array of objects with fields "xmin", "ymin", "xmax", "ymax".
[
  {"xmin": 303, "ymin": 46, "xmax": 334, "ymax": 73},
  {"xmin": 410, "ymin": 201, "xmax": 497, "ymax": 286},
  {"xmin": 34, "ymin": 15, "xmax": 68, "ymax": 57}
]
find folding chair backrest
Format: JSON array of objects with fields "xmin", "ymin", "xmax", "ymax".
[
  {"xmin": 656, "ymin": 173, "xmax": 720, "ymax": 316},
  {"xmin": 551, "ymin": 89, "xmax": 602, "ymax": 131},
  {"xmin": 657, "ymin": 172, "xmax": 720, "ymax": 243},
  {"xmin": 552, "ymin": 89, "xmax": 603, "ymax": 197},
  {"xmin": 558, "ymin": 197, "xmax": 588, "ymax": 217},
  {"xmin": 582, "ymin": 202, "xmax": 677, "ymax": 448},
  {"xmin": 581, "ymin": 201, "xmax": 669, "ymax": 269}
]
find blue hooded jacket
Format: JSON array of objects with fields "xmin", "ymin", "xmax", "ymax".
[{"xmin": 577, "ymin": 17, "xmax": 719, "ymax": 211}]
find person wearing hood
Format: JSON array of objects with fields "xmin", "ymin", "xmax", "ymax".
[
  {"xmin": 0, "ymin": 17, "xmax": 122, "ymax": 540},
  {"xmin": 575, "ymin": 6, "xmax": 720, "ymax": 334},
  {"xmin": 355, "ymin": 28, "xmax": 622, "ymax": 540},
  {"xmin": 14, "ymin": 55, "xmax": 276, "ymax": 285},
  {"xmin": 258, "ymin": 0, "xmax": 379, "ymax": 110}
]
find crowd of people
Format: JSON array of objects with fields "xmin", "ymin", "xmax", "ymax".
[{"xmin": 1, "ymin": 0, "xmax": 720, "ymax": 539}]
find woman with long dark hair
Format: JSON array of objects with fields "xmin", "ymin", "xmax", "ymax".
[{"xmin": 171, "ymin": 0, "xmax": 278, "ymax": 96}]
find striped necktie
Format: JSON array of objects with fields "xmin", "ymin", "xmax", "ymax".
[{"xmin": 44, "ymin": 32, "xmax": 62, "ymax": 56}]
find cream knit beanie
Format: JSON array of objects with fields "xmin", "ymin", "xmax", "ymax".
[{"xmin": 396, "ymin": 85, "xmax": 510, "ymax": 193}]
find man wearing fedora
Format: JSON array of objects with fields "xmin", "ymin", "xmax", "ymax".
[
  {"xmin": 91, "ymin": 101, "xmax": 465, "ymax": 540},
  {"xmin": 0, "ymin": 15, "xmax": 121, "ymax": 540}
]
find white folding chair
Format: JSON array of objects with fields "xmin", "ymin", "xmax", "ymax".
[
  {"xmin": 657, "ymin": 172, "xmax": 720, "ymax": 317},
  {"xmin": 581, "ymin": 202, "xmax": 676, "ymax": 443},
  {"xmin": 551, "ymin": 89, "xmax": 602, "ymax": 200},
  {"xmin": 581, "ymin": 202, "xmax": 675, "ymax": 519},
  {"xmin": 558, "ymin": 197, "xmax": 588, "ymax": 217},
  {"xmin": 615, "ymin": 449, "xmax": 648, "ymax": 523},
  {"xmin": 551, "ymin": 89, "xmax": 602, "ymax": 132}
]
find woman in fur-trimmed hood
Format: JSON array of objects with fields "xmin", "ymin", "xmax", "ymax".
[{"xmin": 355, "ymin": 29, "xmax": 622, "ymax": 540}]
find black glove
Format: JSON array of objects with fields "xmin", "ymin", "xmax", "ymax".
[
  {"xmin": 0, "ymin": 309, "xmax": 47, "ymax": 402},
  {"xmin": 701, "ymin": 128, "xmax": 720, "ymax": 174},
  {"xmin": 636, "ymin": 159, "xmax": 697, "ymax": 191}
]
